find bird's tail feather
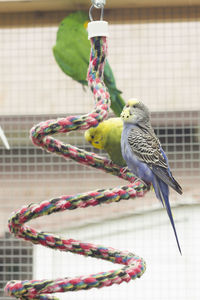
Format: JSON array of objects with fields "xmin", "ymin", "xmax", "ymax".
[
  {"xmin": 153, "ymin": 179, "xmax": 164, "ymax": 207},
  {"xmin": 152, "ymin": 165, "xmax": 182, "ymax": 195},
  {"xmin": 153, "ymin": 177, "xmax": 182, "ymax": 255}
]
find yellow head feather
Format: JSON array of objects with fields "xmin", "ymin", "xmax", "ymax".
[
  {"xmin": 84, "ymin": 118, "xmax": 122, "ymax": 150},
  {"xmin": 84, "ymin": 124, "xmax": 105, "ymax": 149},
  {"xmin": 127, "ymin": 98, "xmax": 139, "ymax": 107}
]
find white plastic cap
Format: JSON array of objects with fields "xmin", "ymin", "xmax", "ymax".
[{"xmin": 88, "ymin": 21, "xmax": 109, "ymax": 39}]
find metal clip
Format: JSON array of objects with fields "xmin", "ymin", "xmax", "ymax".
[
  {"xmin": 89, "ymin": 5, "xmax": 104, "ymax": 21},
  {"xmin": 89, "ymin": 0, "xmax": 105, "ymax": 21},
  {"xmin": 92, "ymin": 0, "xmax": 106, "ymax": 8}
]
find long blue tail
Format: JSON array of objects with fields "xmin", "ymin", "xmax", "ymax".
[{"xmin": 153, "ymin": 177, "xmax": 182, "ymax": 255}]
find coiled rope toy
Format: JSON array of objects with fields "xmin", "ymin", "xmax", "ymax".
[{"xmin": 5, "ymin": 30, "xmax": 149, "ymax": 300}]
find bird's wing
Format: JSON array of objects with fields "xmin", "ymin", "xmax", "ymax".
[
  {"xmin": 128, "ymin": 126, "xmax": 183, "ymax": 194},
  {"xmin": 127, "ymin": 126, "xmax": 168, "ymax": 169},
  {"xmin": 53, "ymin": 12, "xmax": 91, "ymax": 83}
]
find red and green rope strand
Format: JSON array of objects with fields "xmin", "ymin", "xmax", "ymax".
[{"xmin": 5, "ymin": 36, "xmax": 148, "ymax": 300}]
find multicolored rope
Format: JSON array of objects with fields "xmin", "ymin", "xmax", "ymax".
[{"xmin": 5, "ymin": 36, "xmax": 148, "ymax": 300}]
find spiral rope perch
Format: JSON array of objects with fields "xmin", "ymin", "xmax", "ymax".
[{"xmin": 5, "ymin": 32, "xmax": 148, "ymax": 299}]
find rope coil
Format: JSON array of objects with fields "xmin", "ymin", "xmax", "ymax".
[{"xmin": 5, "ymin": 36, "xmax": 148, "ymax": 300}]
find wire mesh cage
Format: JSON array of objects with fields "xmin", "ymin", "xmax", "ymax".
[{"xmin": 0, "ymin": 4, "xmax": 200, "ymax": 300}]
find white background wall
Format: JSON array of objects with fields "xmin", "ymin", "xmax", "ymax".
[
  {"xmin": 34, "ymin": 203, "xmax": 200, "ymax": 300},
  {"xmin": 1, "ymin": 8, "xmax": 200, "ymax": 115}
]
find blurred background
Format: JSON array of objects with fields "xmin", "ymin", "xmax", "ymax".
[{"xmin": 0, "ymin": 1, "xmax": 200, "ymax": 299}]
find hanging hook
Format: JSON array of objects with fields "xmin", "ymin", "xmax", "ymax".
[
  {"xmin": 92, "ymin": 0, "xmax": 106, "ymax": 8},
  {"xmin": 89, "ymin": 0, "xmax": 106, "ymax": 21},
  {"xmin": 89, "ymin": 5, "xmax": 104, "ymax": 21}
]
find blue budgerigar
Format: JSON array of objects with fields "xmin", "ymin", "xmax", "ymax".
[{"xmin": 121, "ymin": 99, "xmax": 183, "ymax": 254}]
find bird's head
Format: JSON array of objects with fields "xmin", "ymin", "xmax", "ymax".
[
  {"xmin": 120, "ymin": 99, "xmax": 150, "ymax": 125},
  {"xmin": 84, "ymin": 125, "xmax": 105, "ymax": 150}
]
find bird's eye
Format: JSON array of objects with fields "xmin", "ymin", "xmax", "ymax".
[
  {"xmin": 133, "ymin": 105, "xmax": 136, "ymax": 108},
  {"xmin": 91, "ymin": 135, "xmax": 94, "ymax": 139}
]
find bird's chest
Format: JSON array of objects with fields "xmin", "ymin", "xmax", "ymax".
[
  {"xmin": 121, "ymin": 125, "xmax": 152, "ymax": 181},
  {"xmin": 121, "ymin": 129, "xmax": 140, "ymax": 172}
]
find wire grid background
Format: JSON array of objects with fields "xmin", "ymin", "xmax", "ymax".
[
  {"xmin": 0, "ymin": 233, "xmax": 33, "ymax": 298},
  {"xmin": 0, "ymin": 5, "xmax": 200, "ymax": 300}
]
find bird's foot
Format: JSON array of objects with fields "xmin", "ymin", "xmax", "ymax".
[
  {"xmin": 133, "ymin": 177, "xmax": 149, "ymax": 189},
  {"xmin": 120, "ymin": 166, "xmax": 129, "ymax": 174},
  {"xmin": 106, "ymin": 159, "xmax": 114, "ymax": 166}
]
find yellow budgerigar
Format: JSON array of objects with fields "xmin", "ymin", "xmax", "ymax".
[{"xmin": 85, "ymin": 118, "xmax": 126, "ymax": 167}]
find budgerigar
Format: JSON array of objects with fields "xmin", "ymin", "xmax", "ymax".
[
  {"xmin": 53, "ymin": 11, "xmax": 125, "ymax": 116},
  {"xmin": 121, "ymin": 99, "xmax": 182, "ymax": 254},
  {"xmin": 85, "ymin": 118, "xmax": 126, "ymax": 167}
]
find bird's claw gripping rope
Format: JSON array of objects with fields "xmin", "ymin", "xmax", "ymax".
[{"xmin": 5, "ymin": 35, "xmax": 148, "ymax": 300}]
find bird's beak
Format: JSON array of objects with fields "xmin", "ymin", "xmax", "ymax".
[
  {"xmin": 84, "ymin": 130, "xmax": 91, "ymax": 143},
  {"xmin": 84, "ymin": 20, "xmax": 89, "ymax": 29},
  {"xmin": 120, "ymin": 107, "xmax": 130, "ymax": 121}
]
